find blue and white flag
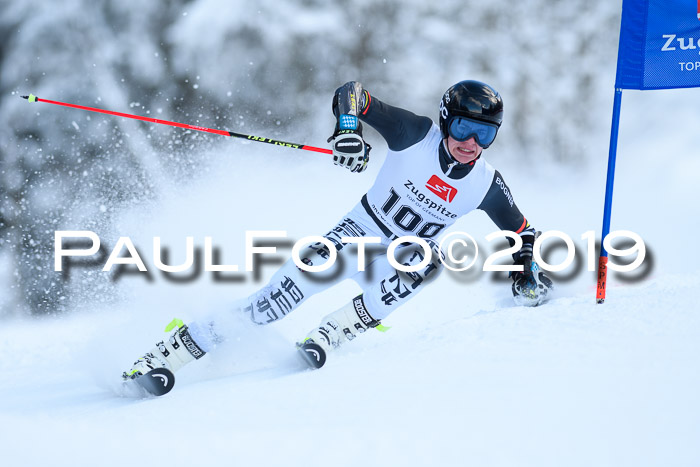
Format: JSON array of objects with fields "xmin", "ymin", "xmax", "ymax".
[{"xmin": 616, "ymin": 0, "xmax": 700, "ymax": 89}]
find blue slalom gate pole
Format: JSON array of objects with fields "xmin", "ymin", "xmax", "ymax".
[{"xmin": 596, "ymin": 88, "xmax": 623, "ymax": 304}]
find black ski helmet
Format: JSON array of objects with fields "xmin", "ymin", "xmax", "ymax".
[{"xmin": 439, "ymin": 80, "xmax": 504, "ymax": 140}]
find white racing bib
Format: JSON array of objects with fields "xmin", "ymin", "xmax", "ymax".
[{"xmin": 364, "ymin": 124, "xmax": 495, "ymax": 239}]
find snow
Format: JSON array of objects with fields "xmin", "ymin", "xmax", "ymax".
[
  {"xmin": 2, "ymin": 1, "xmax": 700, "ymax": 465},
  {"xmin": 1, "ymin": 273, "xmax": 699, "ymax": 466},
  {"xmin": 1, "ymin": 86, "xmax": 700, "ymax": 466}
]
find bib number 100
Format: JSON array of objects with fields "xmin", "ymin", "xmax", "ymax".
[{"xmin": 382, "ymin": 188, "xmax": 446, "ymax": 238}]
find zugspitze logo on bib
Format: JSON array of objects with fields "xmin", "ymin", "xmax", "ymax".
[{"xmin": 425, "ymin": 175, "xmax": 457, "ymax": 203}]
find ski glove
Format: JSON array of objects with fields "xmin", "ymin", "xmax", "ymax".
[
  {"xmin": 328, "ymin": 124, "xmax": 371, "ymax": 173},
  {"xmin": 510, "ymin": 232, "xmax": 554, "ymax": 306},
  {"xmin": 515, "ymin": 233, "xmax": 535, "ymax": 279},
  {"xmin": 328, "ymin": 81, "xmax": 371, "ymax": 173}
]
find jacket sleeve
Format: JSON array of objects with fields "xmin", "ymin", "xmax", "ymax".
[
  {"xmin": 333, "ymin": 81, "xmax": 432, "ymax": 152},
  {"xmin": 477, "ymin": 170, "xmax": 537, "ymax": 260},
  {"xmin": 360, "ymin": 95, "xmax": 433, "ymax": 151}
]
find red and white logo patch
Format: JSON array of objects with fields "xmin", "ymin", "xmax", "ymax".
[{"xmin": 425, "ymin": 175, "xmax": 457, "ymax": 202}]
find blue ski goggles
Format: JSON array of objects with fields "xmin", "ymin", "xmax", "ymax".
[{"xmin": 447, "ymin": 117, "xmax": 499, "ymax": 148}]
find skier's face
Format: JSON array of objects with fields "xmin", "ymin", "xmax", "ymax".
[{"xmin": 445, "ymin": 136, "xmax": 482, "ymax": 164}]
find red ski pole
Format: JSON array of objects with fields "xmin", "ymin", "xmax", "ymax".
[{"xmin": 21, "ymin": 94, "xmax": 332, "ymax": 155}]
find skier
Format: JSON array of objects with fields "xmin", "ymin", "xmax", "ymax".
[{"xmin": 123, "ymin": 80, "xmax": 553, "ymax": 389}]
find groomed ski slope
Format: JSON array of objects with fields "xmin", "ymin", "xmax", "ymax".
[
  {"xmin": 1, "ymin": 90, "xmax": 699, "ymax": 467},
  {"xmin": 1, "ymin": 273, "xmax": 698, "ymax": 467}
]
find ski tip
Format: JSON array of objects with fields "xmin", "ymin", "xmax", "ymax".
[
  {"xmin": 121, "ymin": 367, "xmax": 176, "ymax": 397},
  {"xmin": 297, "ymin": 341, "xmax": 326, "ymax": 369},
  {"xmin": 21, "ymin": 94, "xmax": 37, "ymax": 102},
  {"xmin": 136, "ymin": 367, "xmax": 176, "ymax": 396}
]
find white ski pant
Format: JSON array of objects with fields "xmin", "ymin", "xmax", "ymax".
[{"xmin": 239, "ymin": 201, "xmax": 444, "ymax": 325}]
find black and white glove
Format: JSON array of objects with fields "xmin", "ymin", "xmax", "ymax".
[
  {"xmin": 328, "ymin": 81, "xmax": 371, "ymax": 173},
  {"xmin": 514, "ymin": 233, "xmax": 535, "ymax": 280},
  {"xmin": 510, "ymin": 231, "xmax": 553, "ymax": 306},
  {"xmin": 327, "ymin": 124, "xmax": 371, "ymax": 173}
]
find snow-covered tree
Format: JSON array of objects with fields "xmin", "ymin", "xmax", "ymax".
[{"xmin": 0, "ymin": 0, "xmax": 621, "ymax": 315}]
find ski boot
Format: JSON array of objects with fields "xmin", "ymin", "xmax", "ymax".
[
  {"xmin": 297, "ymin": 295, "xmax": 387, "ymax": 369},
  {"xmin": 122, "ymin": 318, "xmax": 207, "ymax": 396}
]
